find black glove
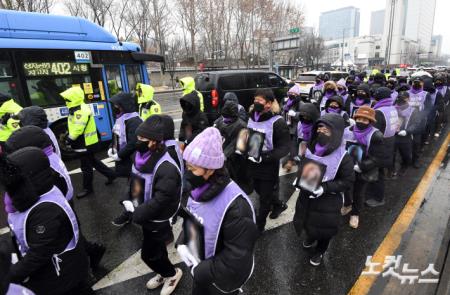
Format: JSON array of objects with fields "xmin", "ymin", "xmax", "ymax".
[{"xmin": 0, "ymin": 113, "xmax": 11, "ymax": 125}]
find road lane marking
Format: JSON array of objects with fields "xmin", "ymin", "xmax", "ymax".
[
  {"xmin": 348, "ymin": 132, "xmax": 450, "ymax": 295},
  {"xmin": 0, "ymin": 227, "xmax": 10, "ymax": 236},
  {"xmin": 92, "ymin": 190, "xmax": 299, "ymax": 290}
]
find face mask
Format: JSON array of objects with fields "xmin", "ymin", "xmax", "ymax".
[
  {"xmin": 135, "ymin": 140, "xmax": 150, "ymax": 153},
  {"xmin": 325, "ymin": 89, "xmax": 335, "ymax": 95},
  {"xmin": 300, "ymin": 116, "xmax": 312, "ymax": 124},
  {"xmin": 356, "ymin": 122, "xmax": 369, "ymax": 130},
  {"xmin": 435, "ymin": 82, "xmax": 443, "ymax": 87},
  {"xmin": 317, "ymin": 132, "xmax": 330, "ymax": 145},
  {"xmin": 185, "ymin": 170, "xmax": 207, "ymax": 189},
  {"xmin": 253, "ymin": 102, "xmax": 265, "ymax": 112},
  {"xmin": 413, "ymin": 82, "xmax": 421, "ymax": 90},
  {"xmin": 395, "ymin": 103, "xmax": 409, "ymax": 110},
  {"xmin": 315, "ymin": 79, "xmax": 321, "ymax": 84},
  {"xmin": 113, "ymin": 106, "xmax": 122, "ymax": 116},
  {"xmin": 387, "ymin": 84, "xmax": 394, "ymax": 90},
  {"xmin": 327, "ymin": 106, "xmax": 340, "ymax": 113},
  {"xmin": 288, "ymin": 94, "xmax": 297, "ymax": 101}
]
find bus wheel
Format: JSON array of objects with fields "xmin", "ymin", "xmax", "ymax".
[{"xmin": 51, "ymin": 121, "xmax": 77, "ymax": 160}]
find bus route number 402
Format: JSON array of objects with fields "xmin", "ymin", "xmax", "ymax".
[{"xmin": 74, "ymin": 51, "xmax": 91, "ymax": 63}]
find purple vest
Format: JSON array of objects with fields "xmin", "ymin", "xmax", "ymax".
[
  {"xmin": 247, "ymin": 115, "xmax": 282, "ymax": 151},
  {"xmin": 319, "ymin": 95, "xmax": 331, "ymax": 111},
  {"xmin": 48, "ymin": 153, "xmax": 73, "ymax": 201},
  {"xmin": 187, "ymin": 181, "xmax": 255, "ymax": 259},
  {"xmin": 437, "ymin": 86, "xmax": 448, "ymax": 98},
  {"xmin": 343, "ymin": 126, "xmax": 377, "ymax": 153},
  {"xmin": 8, "ymin": 187, "xmax": 79, "ymax": 276},
  {"xmin": 408, "ymin": 90, "xmax": 427, "ymax": 111},
  {"xmin": 341, "ymin": 94, "xmax": 349, "ymax": 105},
  {"xmin": 391, "ymin": 90, "xmax": 398, "ymax": 101},
  {"xmin": 44, "ymin": 128, "xmax": 61, "ymax": 158},
  {"xmin": 6, "ymin": 283, "xmax": 35, "ymax": 295},
  {"xmin": 113, "ymin": 112, "xmax": 139, "ymax": 150},
  {"xmin": 429, "ymin": 92, "xmax": 437, "ymax": 106},
  {"xmin": 305, "ymin": 145, "xmax": 346, "ymax": 182},
  {"xmin": 320, "ymin": 109, "xmax": 347, "ymax": 118},
  {"xmin": 376, "ymin": 106, "xmax": 399, "ymax": 138},
  {"xmin": 349, "ymin": 101, "xmax": 370, "ymax": 117},
  {"xmin": 132, "ymin": 152, "xmax": 181, "ymax": 221},
  {"xmin": 297, "ymin": 122, "xmax": 304, "ymax": 140},
  {"xmin": 165, "ymin": 139, "xmax": 184, "ymax": 173}
]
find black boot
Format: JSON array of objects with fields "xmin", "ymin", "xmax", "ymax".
[
  {"xmin": 77, "ymin": 189, "xmax": 93, "ymax": 199},
  {"xmin": 86, "ymin": 242, "xmax": 106, "ymax": 269},
  {"xmin": 269, "ymin": 202, "xmax": 288, "ymax": 219},
  {"xmin": 105, "ymin": 176, "xmax": 116, "ymax": 185}
]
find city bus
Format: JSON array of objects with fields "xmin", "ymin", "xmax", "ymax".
[{"xmin": 0, "ymin": 9, "xmax": 163, "ymax": 157}]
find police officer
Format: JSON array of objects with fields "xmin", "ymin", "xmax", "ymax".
[
  {"xmin": 1, "ymin": 147, "xmax": 92, "ymax": 295},
  {"xmin": 0, "ymin": 93, "xmax": 21, "ymax": 149},
  {"xmin": 18, "ymin": 105, "xmax": 61, "ymax": 157},
  {"xmin": 177, "ymin": 127, "xmax": 258, "ymax": 295},
  {"xmin": 60, "ymin": 86, "xmax": 116, "ymax": 198},
  {"xmin": 179, "ymin": 76, "xmax": 204, "ymax": 112},
  {"xmin": 136, "ymin": 83, "xmax": 162, "ymax": 121}
]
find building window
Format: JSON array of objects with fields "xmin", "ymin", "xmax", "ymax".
[
  {"xmin": 375, "ymin": 52, "xmax": 380, "ymax": 58},
  {"xmin": 375, "ymin": 45, "xmax": 380, "ymax": 49}
]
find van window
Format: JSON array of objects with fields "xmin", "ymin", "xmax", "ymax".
[
  {"xmin": 218, "ymin": 74, "xmax": 246, "ymax": 90},
  {"xmin": 268, "ymin": 73, "xmax": 284, "ymax": 87},
  {"xmin": 246, "ymin": 73, "xmax": 269, "ymax": 88}
]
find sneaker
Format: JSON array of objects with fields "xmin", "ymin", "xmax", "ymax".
[
  {"xmin": 365, "ymin": 199, "xmax": 385, "ymax": 207},
  {"xmin": 146, "ymin": 274, "xmax": 165, "ymax": 290},
  {"xmin": 349, "ymin": 215, "xmax": 359, "ymax": 229},
  {"xmin": 269, "ymin": 202, "xmax": 288, "ymax": 219},
  {"xmin": 302, "ymin": 239, "xmax": 317, "ymax": 249},
  {"xmin": 341, "ymin": 205, "xmax": 352, "ymax": 216},
  {"xmin": 434, "ymin": 133, "xmax": 440, "ymax": 138},
  {"xmin": 161, "ymin": 268, "xmax": 182, "ymax": 295},
  {"xmin": 309, "ymin": 253, "xmax": 323, "ymax": 266},
  {"xmin": 111, "ymin": 211, "xmax": 131, "ymax": 227},
  {"xmin": 76, "ymin": 189, "xmax": 93, "ymax": 199}
]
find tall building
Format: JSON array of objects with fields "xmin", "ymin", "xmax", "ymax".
[
  {"xmin": 370, "ymin": 10, "xmax": 385, "ymax": 35},
  {"xmin": 319, "ymin": 7, "xmax": 360, "ymax": 41},
  {"xmin": 382, "ymin": 0, "xmax": 437, "ymax": 65},
  {"xmin": 430, "ymin": 35, "xmax": 443, "ymax": 58}
]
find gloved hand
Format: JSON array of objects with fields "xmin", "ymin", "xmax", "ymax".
[
  {"xmin": 110, "ymin": 153, "xmax": 121, "ymax": 161},
  {"xmin": 398, "ymin": 130, "xmax": 407, "ymax": 136},
  {"xmin": 64, "ymin": 136, "xmax": 73, "ymax": 147},
  {"xmin": 288, "ymin": 110, "xmax": 296, "ymax": 117},
  {"xmin": 309, "ymin": 186, "xmax": 324, "ymax": 198},
  {"xmin": 349, "ymin": 118, "xmax": 356, "ymax": 126},
  {"xmin": 248, "ymin": 156, "xmax": 262, "ymax": 163},
  {"xmin": 176, "ymin": 245, "xmax": 199, "ymax": 268},
  {"xmin": 122, "ymin": 200, "xmax": 135, "ymax": 213},
  {"xmin": 107, "ymin": 148, "xmax": 116, "ymax": 158},
  {"xmin": 354, "ymin": 164, "xmax": 362, "ymax": 173}
]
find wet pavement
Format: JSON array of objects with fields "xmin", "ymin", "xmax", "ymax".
[{"xmin": 1, "ymin": 117, "xmax": 449, "ymax": 294}]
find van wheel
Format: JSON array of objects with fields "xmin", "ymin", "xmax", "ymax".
[{"xmin": 51, "ymin": 121, "xmax": 77, "ymax": 160}]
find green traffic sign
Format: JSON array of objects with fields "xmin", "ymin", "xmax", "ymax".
[{"xmin": 289, "ymin": 27, "xmax": 300, "ymax": 34}]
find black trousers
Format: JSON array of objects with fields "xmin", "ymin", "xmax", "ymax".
[
  {"xmin": 192, "ymin": 283, "xmax": 240, "ymax": 295},
  {"xmin": 412, "ymin": 134, "xmax": 422, "ymax": 163},
  {"xmin": 253, "ymin": 178, "xmax": 280, "ymax": 229},
  {"xmin": 366, "ymin": 168, "xmax": 385, "ymax": 202},
  {"xmin": 79, "ymin": 151, "xmax": 115, "ymax": 190},
  {"xmin": 351, "ymin": 177, "xmax": 368, "ymax": 215},
  {"xmin": 395, "ymin": 135, "xmax": 413, "ymax": 169},
  {"xmin": 305, "ymin": 234, "xmax": 330, "ymax": 254},
  {"xmin": 141, "ymin": 228, "xmax": 176, "ymax": 278}
]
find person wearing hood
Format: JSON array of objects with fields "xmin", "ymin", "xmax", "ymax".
[
  {"xmin": 177, "ymin": 127, "xmax": 258, "ymax": 295},
  {"xmin": 5, "ymin": 126, "xmax": 107, "ymax": 270},
  {"xmin": 118, "ymin": 115, "xmax": 183, "ymax": 294},
  {"xmin": 60, "ymin": 86, "xmax": 116, "ymax": 199},
  {"xmin": 394, "ymin": 91, "xmax": 426, "ymax": 172},
  {"xmin": 308, "ymin": 74, "xmax": 325, "ymax": 102},
  {"xmin": 423, "ymin": 79, "xmax": 444, "ymax": 140},
  {"xmin": 386, "ymin": 78, "xmax": 398, "ymax": 101},
  {"xmin": 337, "ymin": 78, "xmax": 350, "ymax": 105},
  {"xmin": 365, "ymin": 87, "xmax": 399, "ymax": 207},
  {"xmin": 223, "ymin": 92, "xmax": 247, "ymax": 121},
  {"xmin": 1, "ymin": 147, "xmax": 92, "ymax": 295},
  {"xmin": 213, "ymin": 100, "xmax": 249, "ymax": 193},
  {"xmin": 18, "ymin": 105, "xmax": 61, "ymax": 157},
  {"xmin": 343, "ymin": 107, "xmax": 384, "ymax": 228},
  {"xmin": 293, "ymin": 114, "xmax": 354, "ymax": 266},
  {"xmin": 396, "ymin": 76, "xmax": 410, "ymax": 92},
  {"xmin": 247, "ymin": 88, "xmax": 290, "ymax": 231},
  {"xmin": 0, "ymin": 94, "xmax": 21, "ymax": 148},
  {"xmin": 0, "ymin": 242, "xmax": 36, "ymax": 295},
  {"xmin": 136, "ymin": 83, "xmax": 162, "ymax": 121},
  {"xmin": 347, "ymin": 84, "xmax": 372, "ymax": 117},
  {"xmin": 282, "ymin": 84, "xmax": 302, "ymax": 172},
  {"xmin": 372, "ymin": 72, "xmax": 386, "ymax": 87},
  {"xmin": 296, "ymin": 103, "xmax": 320, "ymax": 160},
  {"xmin": 179, "ymin": 92, "xmax": 208, "ymax": 146},
  {"xmin": 318, "ymin": 81, "xmax": 338, "ymax": 111},
  {"xmin": 179, "ymin": 76, "xmax": 204, "ymax": 112},
  {"xmin": 108, "ymin": 92, "xmax": 143, "ymax": 177},
  {"xmin": 321, "ymin": 95, "xmax": 350, "ymax": 125}
]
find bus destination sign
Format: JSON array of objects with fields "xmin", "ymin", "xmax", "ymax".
[{"xmin": 23, "ymin": 62, "xmax": 89, "ymax": 77}]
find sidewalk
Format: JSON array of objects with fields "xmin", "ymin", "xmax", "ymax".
[{"xmin": 153, "ymin": 85, "xmax": 182, "ymax": 93}]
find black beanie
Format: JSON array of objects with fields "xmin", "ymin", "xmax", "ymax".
[
  {"xmin": 160, "ymin": 115, "xmax": 175, "ymax": 140},
  {"xmin": 18, "ymin": 106, "xmax": 48, "ymax": 129},
  {"xmin": 1, "ymin": 147, "xmax": 54, "ymax": 212},
  {"xmin": 6, "ymin": 125, "xmax": 52, "ymax": 152},
  {"xmin": 136, "ymin": 115, "xmax": 164, "ymax": 141},
  {"xmin": 374, "ymin": 87, "xmax": 392, "ymax": 100}
]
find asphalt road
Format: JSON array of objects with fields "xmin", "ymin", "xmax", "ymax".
[{"xmin": 155, "ymin": 90, "xmax": 183, "ymax": 137}]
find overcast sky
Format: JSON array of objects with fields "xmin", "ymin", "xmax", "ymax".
[{"xmin": 301, "ymin": 0, "xmax": 450, "ymax": 54}]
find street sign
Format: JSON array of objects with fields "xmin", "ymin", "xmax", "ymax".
[
  {"xmin": 289, "ymin": 27, "xmax": 300, "ymax": 34},
  {"xmin": 74, "ymin": 51, "xmax": 92, "ymax": 63}
]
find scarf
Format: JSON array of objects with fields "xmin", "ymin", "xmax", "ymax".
[
  {"xmin": 283, "ymin": 98, "xmax": 295, "ymax": 112},
  {"xmin": 42, "ymin": 145, "xmax": 54, "ymax": 157},
  {"xmin": 410, "ymin": 87, "xmax": 423, "ymax": 94},
  {"xmin": 327, "ymin": 107, "xmax": 340, "ymax": 114},
  {"xmin": 314, "ymin": 143, "xmax": 327, "ymax": 156},
  {"xmin": 134, "ymin": 151, "xmax": 152, "ymax": 170},
  {"xmin": 190, "ymin": 183, "xmax": 210, "ymax": 202},
  {"xmin": 355, "ymin": 97, "xmax": 367, "ymax": 106},
  {"xmin": 353, "ymin": 125, "xmax": 374, "ymax": 147},
  {"xmin": 373, "ymin": 98, "xmax": 394, "ymax": 109},
  {"xmin": 301, "ymin": 122, "xmax": 313, "ymax": 141}
]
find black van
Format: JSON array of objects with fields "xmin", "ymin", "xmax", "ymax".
[{"xmin": 194, "ymin": 70, "xmax": 288, "ymax": 123}]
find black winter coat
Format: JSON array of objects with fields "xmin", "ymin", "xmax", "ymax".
[
  {"xmin": 179, "ymin": 92, "xmax": 209, "ymax": 144},
  {"xmin": 132, "ymin": 148, "xmax": 182, "ymax": 239},
  {"xmin": 9, "ymin": 202, "xmax": 89, "ymax": 295},
  {"xmin": 178, "ymin": 175, "xmax": 258, "ymax": 293}
]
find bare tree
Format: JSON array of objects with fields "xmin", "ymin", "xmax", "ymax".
[
  {"xmin": 176, "ymin": 0, "xmax": 201, "ymax": 64},
  {"xmin": 65, "ymin": 0, "xmax": 113, "ymax": 27},
  {"xmin": 106, "ymin": 0, "xmax": 134, "ymax": 41},
  {"xmin": 0, "ymin": 0, "xmax": 53, "ymax": 13},
  {"xmin": 298, "ymin": 30, "xmax": 325, "ymax": 70}
]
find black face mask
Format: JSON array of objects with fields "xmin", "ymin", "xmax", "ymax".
[
  {"xmin": 288, "ymin": 94, "xmax": 297, "ymax": 101},
  {"xmin": 413, "ymin": 82, "xmax": 421, "ymax": 90},
  {"xmin": 386, "ymin": 84, "xmax": 394, "ymax": 90},
  {"xmin": 317, "ymin": 132, "xmax": 330, "ymax": 145},
  {"xmin": 113, "ymin": 106, "xmax": 122, "ymax": 116},
  {"xmin": 300, "ymin": 116, "xmax": 312, "ymax": 124},
  {"xmin": 135, "ymin": 140, "xmax": 150, "ymax": 153},
  {"xmin": 356, "ymin": 122, "xmax": 369, "ymax": 130},
  {"xmin": 435, "ymin": 82, "xmax": 443, "ymax": 87},
  {"xmin": 253, "ymin": 102, "xmax": 265, "ymax": 112},
  {"xmin": 185, "ymin": 170, "xmax": 207, "ymax": 189},
  {"xmin": 315, "ymin": 79, "xmax": 321, "ymax": 84}
]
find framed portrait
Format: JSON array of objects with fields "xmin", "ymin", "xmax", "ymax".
[
  {"xmin": 313, "ymin": 90, "xmax": 323, "ymax": 101},
  {"xmin": 351, "ymin": 106, "xmax": 360, "ymax": 117},
  {"xmin": 129, "ymin": 176, "xmax": 145, "ymax": 206},
  {"xmin": 236, "ymin": 128, "xmax": 249, "ymax": 154},
  {"xmin": 295, "ymin": 158, "xmax": 326, "ymax": 192},
  {"xmin": 345, "ymin": 141, "xmax": 365, "ymax": 163},
  {"xmin": 246, "ymin": 130, "xmax": 265, "ymax": 159},
  {"xmin": 297, "ymin": 139, "xmax": 308, "ymax": 157},
  {"xmin": 179, "ymin": 206, "xmax": 205, "ymax": 261}
]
